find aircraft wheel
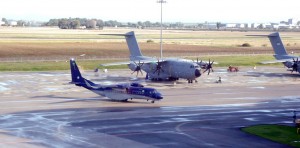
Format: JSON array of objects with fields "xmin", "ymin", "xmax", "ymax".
[{"xmin": 151, "ymin": 101, "xmax": 155, "ymax": 103}]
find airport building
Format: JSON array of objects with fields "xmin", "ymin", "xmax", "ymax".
[
  {"xmin": 288, "ymin": 18, "xmax": 298, "ymax": 25},
  {"xmin": 0, "ymin": 18, "xmax": 4, "ymax": 26}
]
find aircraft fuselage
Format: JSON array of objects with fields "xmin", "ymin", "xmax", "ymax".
[{"xmin": 128, "ymin": 58, "xmax": 201, "ymax": 81}]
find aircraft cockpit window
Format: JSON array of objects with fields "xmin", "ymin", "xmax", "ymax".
[{"xmin": 195, "ymin": 65, "xmax": 199, "ymax": 68}]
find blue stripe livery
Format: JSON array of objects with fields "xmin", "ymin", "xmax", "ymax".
[{"xmin": 70, "ymin": 59, "xmax": 163, "ymax": 103}]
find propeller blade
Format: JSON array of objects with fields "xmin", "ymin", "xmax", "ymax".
[{"xmin": 140, "ymin": 70, "xmax": 143, "ymax": 76}]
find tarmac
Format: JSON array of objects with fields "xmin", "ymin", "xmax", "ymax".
[{"xmin": 0, "ymin": 66, "xmax": 299, "ymax": 147}]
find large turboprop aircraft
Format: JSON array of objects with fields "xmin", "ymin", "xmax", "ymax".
[
  {"xmin": 101, "ymin": 31, "xmax": 214, "ymax": 83},
  {"xmin": 70, "ymin": 59, "xmax": 163, "ymax": 103},
  {"xmin": 248, "ymin": 32, "xmax": 300, "ymax": 73}
]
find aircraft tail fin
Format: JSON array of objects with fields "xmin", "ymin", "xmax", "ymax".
[
  {"xmin": 247, "ymin": 32, "xmax": 292, "ymax": 60},
  {"xmin": 70, "ymin": 59, "xmax": 96, "ymax": 87},
  {"xmin": 99, "ymin": 31, "xmax": 143, "ymax": 60},
  {"xmin": 267, "ymin": 32, "xmax": 289, "ymax": 59},
  {"xmin": 124, "ymin": 31, "xmax": 143, "ymax": 59}
]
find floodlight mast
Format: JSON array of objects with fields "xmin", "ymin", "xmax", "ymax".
[{"xmin": 157, "ymin": 0, "xmax": 166, "ymax": 60}]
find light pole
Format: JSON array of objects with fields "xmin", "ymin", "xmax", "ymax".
[{"xmin": 157, "ymin": 0, "xmax": 166, "ymax": 60}]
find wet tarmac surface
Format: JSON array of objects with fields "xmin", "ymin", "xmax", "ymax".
[{"xmin": 0, "ymin": 67, "xmax": 299, "ymax": 147}]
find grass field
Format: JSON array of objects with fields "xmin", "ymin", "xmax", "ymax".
[
  {"xmin": 0, "ymin": 55, "xmax": 280, "ymax": 71},
  {"xmin": 242, "ymin": 125, "xmax": 300, "ymax": 147},
  {"xmin": 0, "ymin": 27, "xmax": 298, "ymax": 71}
]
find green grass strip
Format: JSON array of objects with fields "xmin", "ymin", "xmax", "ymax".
[
  {"xmin": 242, "ymin": 124, "xmax": 300, "ymax": 147},
  {"xmin": 0, "ymin": 55, "xmax": 281, "ymax": 71}
]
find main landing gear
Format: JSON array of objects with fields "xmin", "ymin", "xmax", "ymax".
[
  {"xmin": 187, "ymin": 80, "xmax": 197, "ymax": 83},
  {"xmin": 147, "ymin": 99, "xmax": 155, "ymax": 103}
]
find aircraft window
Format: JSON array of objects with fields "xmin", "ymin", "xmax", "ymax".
[
  {"xmin": 195, "ymin": 65, "xmax": 199, "ymax": 68},
  {"xmin": 190, "ymin": 65, "xmax": 194, "ymax": 68}
]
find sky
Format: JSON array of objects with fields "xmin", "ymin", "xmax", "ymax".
[{"xmin": 1, "ymin": 0, "xmax": 300, "ymax": 23}]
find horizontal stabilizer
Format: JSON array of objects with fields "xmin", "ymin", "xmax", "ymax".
[
  {"xmin": 246, "ymin": 32, "xmax": 279, "ymax": 37},
  {"xmin": 260, "ymin": 59, "xmax": 294, "ymax": 64},
  {"xmin": 246, "ymin": 35, "xmax": 270, "ymax": 37},
  {"xmin": 99, "ymin": 31, "xmax": 135, "ymax": 37},
  {"xmin": 101, "ymin": 59, "xmax": 157, "ymax": 67},
  {"xmin": 101, "ymin": 61, "xmax": 131, "ymax": 66}
]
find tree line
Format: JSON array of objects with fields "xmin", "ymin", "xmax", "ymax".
[
  {"xmin": 44, "ymin": 18, "xmax": 105, "ymax": 29},
  {"xmin": 43, "ymin": 18, "xmax": 195, "ymax": 29}
]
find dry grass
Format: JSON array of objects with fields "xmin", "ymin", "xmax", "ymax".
[
  {"xmin": 0, "ymin": 42, "xmax": 287, "ymax": 59},
  {"xmin": 0, "ymin": 27, "xmax": 300, "ymax": 60}
]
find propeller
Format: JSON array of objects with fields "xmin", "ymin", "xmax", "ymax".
[
  {"xmin": 194, "ymin": 57, "xmax": 208, "ymax": 69},
  {"xmin": 202, "ymin": 59, "xmax": 214, "ymax": 75},
  {"xmin": 153, "ymin": 59, "xmax": 164, "ymax": 76},
  {"xmin": 131, "ymin": 60, "xmax": 144, "ymax": 77},
  {"xmin": 291, "ymin": 58, "xmax": 299, "ymax": 73}
]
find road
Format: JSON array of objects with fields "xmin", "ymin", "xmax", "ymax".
[{"xmin": 0, "ymin": 67, "xmax": 299, "ymax": 147}]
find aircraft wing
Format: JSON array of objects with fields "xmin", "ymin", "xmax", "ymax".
[
  {"xmin": 101, "ymin": 61, "xmax": 131, "ymax": 66},
  {"xmin": 260, "ymin": 59, "xmax": 294, "ymax": 64},
  {"xmin": 101, "ymin": 59, "xmax": 158, "ymax": 66}
]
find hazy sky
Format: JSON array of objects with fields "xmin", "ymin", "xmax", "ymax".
[{"xmin": 1, "ymin": 0, "xmax": 300, "ymax": 23}]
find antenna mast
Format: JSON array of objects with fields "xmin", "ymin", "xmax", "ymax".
[{"xmin": 157, "ymin": 0, "xmax": 166, "ymax": 60}]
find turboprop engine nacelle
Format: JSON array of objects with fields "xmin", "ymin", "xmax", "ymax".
[{"xmin": 128, "ymin": 63, "xmax": 137, "ymax": 71}]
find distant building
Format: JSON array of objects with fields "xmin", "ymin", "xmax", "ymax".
[
  {"xmin": 236, "ymin": 23, "xmax": 245, "ymax": 28},
  {"xmin": 79, "ymin": 26, "xmax": 86, "ymax": 29},
  {"xmin": 226, "ymin": 23, "xmax": 237, "ymax": 28},
  {"xmin": 245, "ymin": 23, "xmax": 251, "ymax": 29},
  {"xmin": 0, "ymin": 17, "xmax": 4, "ymax": 26},
  {"xmin": 8, "ymin": 21, "xmax": 17, "ymax": 26},
  {"xmin": 278, "ymin": 23, "xmax": 291, "ymax": 29},
  {"xmin": 262, "ymin": 23, "xmax": 272, "ymax": 29},
  {"xmin": 183, "ymin": 23, "xmax": 198, "ymax": 28},
  {"xmin": 288, "ymin": 18, "xmax": 298, "ymax": 25},
  {"xmin": 202, "ymin": 22, "xmax": 217, "ymax": 29},
  {"xmin": 251, "ymin": 23, "xmax": 261, "ymax": 29}
]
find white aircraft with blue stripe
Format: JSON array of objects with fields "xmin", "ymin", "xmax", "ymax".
[{"xmin": 70, "ymin": 59, "xmax": 163, "ymax": 103}]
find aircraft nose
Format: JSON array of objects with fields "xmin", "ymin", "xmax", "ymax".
[
  {"xmin": 195, "ymin": 69, "xmax": 201, "ymax": 77},
  {"xmin": 156, "ymin": 93, "xmax": 163, "ymax": 99}
]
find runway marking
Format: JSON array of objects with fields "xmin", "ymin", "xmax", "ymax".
[
  {"xmin": 0, "ymin": 104, "xmax": 75, "ymax": 110},
  {"xmin": 175, "ymin": 121, "xmax": 215, "ymax": 146},
  {"xmin": 0, "ymin": 98, "xmax": 100, "ymax": 104},
  {"xmin": 244, "ymin": 118, "xmax": 257, "ymax": 121}
]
